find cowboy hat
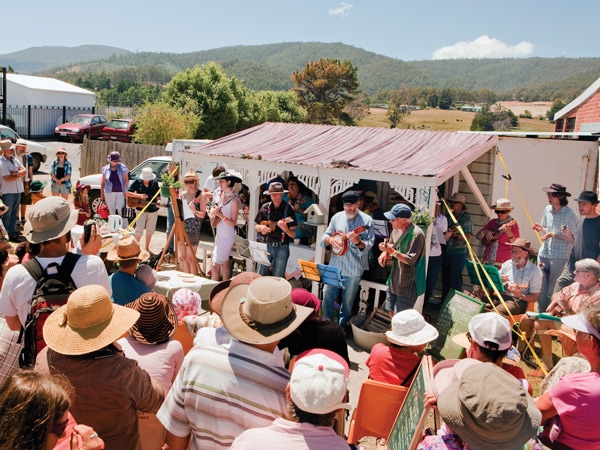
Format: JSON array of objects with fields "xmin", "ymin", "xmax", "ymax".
[
  {"xmin": 437, "ymin": 363, "xmax": 541, "ymax": 449},
  {"xmin": 507, "ymin": 237, "xmax": 537, "ymax": 256},
  {"xmin": 208, "ymin": 271, "xmax": 261, "ymax": 315},
  {"xmin": 125, "ymin": 292, "xmax": 177, "ymax": 345},
  {"xmin": 542, "ymin": 183, "xmax": 571, "ymax": 197},
  {"xmin": 263, "ymin": 181, "xmax": 287, "ymax": 195},
  {"xmin": 24, "ymin": 197, "xmax": 79, "ymax": 244},
  {"xmin": 491, "ymin": 198, "xmax": 514, "ymax": 211},
  {"xmin": 215, "ymin": 171, "xmax": 242, "ymax": 184},
  {"xmin": 220, "ymin": 276, "xmax": 313, "ymax": 345},
  {"xmin": 43, "ymin": 285, "xmax": 140, "ymax": 355},
  {"xmin": 182, "ymin": 171, "xmax": 199, "ymax": 181},
  {"xmin": 106, "ymin": 235, "xmax": 150, "ymax": 262},
  {"xmin": 446, "ymin": 192, "xmax": 466, "ymax": 205}
]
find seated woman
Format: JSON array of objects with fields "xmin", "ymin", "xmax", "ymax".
[
  {"xmin": 366, "ymin": 309, "xmax": 438, "ymax": 385},
  {"xmin": 475, "ymin": 198, "xmax": 519, "ymax": 267},
  {"xmin": 536, "ymin": 305, "xmax": 600, "ymax": 449},
  {"xmin": 518, "ymin": 258, "xmax": 600, "ymax": 371}
]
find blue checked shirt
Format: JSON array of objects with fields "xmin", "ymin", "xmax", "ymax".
[
  {"xmin": 321, "ymin": 210, "xmax": 374, "ymax": 277},
  {"xmin": 538, "ymin": 205, "xmax": 577, "ymax": 260}
]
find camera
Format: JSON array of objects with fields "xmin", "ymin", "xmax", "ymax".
[{"xmin": 83, "ymin": 220, "xmax": 95, "ymax": 243}]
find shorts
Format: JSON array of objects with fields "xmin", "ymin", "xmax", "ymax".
[
  {"xmin": 51, "ymin": 183, "xmax": 70, "ymax": 195},
  {"xmin": 21, "ymin": 192, "xmax": 32, "ymax": 205},
  {"xmin": 134, "ymin": 211, "xmax": 158, "ymax": 236}
]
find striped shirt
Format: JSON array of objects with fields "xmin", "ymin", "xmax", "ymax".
[
  {"xmin": 157, "ymin": 339, "xmax": 290, "ymax": 449},
  {"xmin": 321, "ymin": 210, "xmax": 374, "ymax": 277}
]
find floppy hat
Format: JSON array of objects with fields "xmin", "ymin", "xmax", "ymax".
[
  {"xmin": 263, "ymin": 181, "xmax": 287, "ymax": 195},
  {"xmin": 215, "ymin": 171, "xmax": 243, "ymax": 184},
  {"xmin": 0, "ymin": 139, "xmax": 12, "ymax": 151},
  {"xmin": 341, "ymin": 190, "xmax": 359, "ymax": 204},
  {"xmin": 220, "ymin": 276, "xmax": 313, "ymax": 345},
  {"xmin": 0, "ymin": 199, "xmax": 8, "ymax": 216},
  {"xmin": 491, "ymin": 198, "xmax": 514, "ymax": 211},
  {"xmin": 24, "ymin": 197, "xmax": 79, "ymax": 244},
  {"xmin": 289, "ymin": 349, "xmax": 352, "ymax": 414},
  {"xmin": 139, "ymin": 167, "xmax": 156, "ymax": 181},
  {"xmin": 437, "ymin": 363, "xmax": 541, "ymax": 449},
  {"xmin": 562, "ymin": 312, "xmax": 600, "ymax": 340},
  {"xmin": 106, "ymin": 235, "xmax": 150, "ymax": 262},
  {"xmin": 385, "ymin": 309, "xmax": 439, "ymax": 346},
  {"xmin": 446, "ymin": 192, "xmax": 466, "ymax": 205},
  {"xmin": 75, "ymin": 183, "xmax": 90, "ymax": 194},
  {"xmin": 29, "ymin": 180, "xmax": 48, "ymax": 194},
  {"xmin": 574, "ymin": 190, "xmax": 599, "ymax": 204},
  {"xmin": 43, "ymin": 285, "xmax": 140, "ymax": 355},
  {"xmin": 125, "ymin": 292, "xmax": 177, "ymax": 345},
  {"xmin": 507, "ymin": 237, "xmax": 537, "ymax": 256},
  {"xmin": 542, "ymin": 183, "xmax": 571, "ymax": 197},
  {"xmin": 291, "ymin": 288, "xmax": 320, "ymax": 320},
  {"xmin": 172, "ymin": 288, "xmax": 202, "ymax": 321},
  {"xmin": 107, "ymin": 151, "xmax": 121, "ymax": 162},
  {"xmin": 384, "ymin": 203, "xmax": 412, "ymax": 220},
  {"xmin": 453, "ymin": 312, "xmax": 512, "ymax": 351},
  {"xmin": 432, "ymin": 358, "xmax": 482, "ymax": 398},
  {"xmin": 209, "ymin": 271, "xmax": 261, "ymax": 315}
]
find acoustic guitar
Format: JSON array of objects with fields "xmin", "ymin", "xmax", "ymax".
[
  {"xmin": 330, "ymin": 225, "xmax": 369, "ymax": 256},
  {"xmin": 480, "ymin": 220, "xmax": 517, "ymax": 246},
  {"xmin": 126, "ymin": 196, "xmax": 148, "ymax": 209},
  {"xmin": 260, "ymin": 217, "xmax": 293, "ymax": 232}
]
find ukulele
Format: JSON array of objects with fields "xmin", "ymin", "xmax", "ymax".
[
  {"xmin": 330, "ymin": 225, "xmax": 369, "ymax": 256},
  {"xmin": 260, "ymin": 217, "xmax": 293, "ymax": 232},
  {"xmin": 481, "ymin": 220, "xmax": 517, "ymax": 246}
]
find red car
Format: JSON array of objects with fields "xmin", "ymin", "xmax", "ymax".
[
  {"xmin": 55, "ymin": 114, "xmax": 108, "ymax": 141},
  {"xmin": 101, "ymin": 118, "xmax": 136, "ymax": 143}
]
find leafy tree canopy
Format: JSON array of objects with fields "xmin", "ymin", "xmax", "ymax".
[{"xmin": 133, "ymin": 101, "xmax": 199, "ymax": 145}]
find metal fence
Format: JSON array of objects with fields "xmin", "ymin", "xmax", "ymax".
[{"xmin": 0, "ymin": 105, "xmax": 95, "ymax": 139}]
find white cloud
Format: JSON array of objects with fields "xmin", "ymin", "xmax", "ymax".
[
  {"xmin": 328, "ymin": 2, "xmax": 353, "ymax": 17},
  {"xmin": 432, "ymin": 35, "xmax": 534, "ymax": 60}
]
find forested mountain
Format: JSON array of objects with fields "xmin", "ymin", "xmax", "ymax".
[{"xmin": 3, "ymin": 42, "xmax": 600, "ymax": 101}]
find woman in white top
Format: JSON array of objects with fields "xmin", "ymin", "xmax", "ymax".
[{"xmin": 179, "ymin": 172, "xmax": 204, "ymax": 274}]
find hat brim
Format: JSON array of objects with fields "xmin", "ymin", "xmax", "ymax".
[
  {"xmin": 385, "ymin": 322, "xmax": 439, "ymax": 346},
  {"xmin": 491, "ymin": 205, "xmax": 514, "ymax": 211},
  {"xmin": 216, "ymin": 174, "xmax": 243, "ymax": 183},
  {"xmin": 140, "ymin": 174, "xmax": 156, "ymax": 181},
  {"xmin": 220, "ymin": 283, "xmax": 313, "ymax": 345},
  {"xmin": 125, "ymin": 298, "xmax": 177, "ymax": 345},
  {"xmin": 43, "ymin": 303, "xmax": 140, "ymax": 355},
  {"xmin": 574, "ymin": 197, "xmax": 599, "ymax": 204},
  {"xmin": 438, "ymin": 379, "xmax": 541, "ymax": 449},
  {"xmin": 23, "ymin": 208, "xmax": 79, "ymax": 244},
  {"xmin": 264, "ymin": 189, "xmax": 288, "ymax": 195},
  {"xmin": 452, "ymin": 332, "xmax": 470, "ymax": 349},
  {"xmin": 106, "ymin": 246, "xmax": 150, "ymax": 262},
  {"xmin": 542, "ymin": 187, "xmax": 571, "ymax": 196},
  {"xmin": 29, "ymin": 181, "xmax": 48, "ymax": 193}
]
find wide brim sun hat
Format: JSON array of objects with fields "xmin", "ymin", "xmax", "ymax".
[
  {"xmin": 125, "ymin": 292, "xmax": 177, "ymax": 345},
  {"xmin": 24, "ymin": 197, "xmax": 79, "ymax": 244},
  {"xmin": 106, "ymin": 235, "xmax": 150, "ymax": 262},
  {"xmin": 385, "ymin": 309, "xmax": 439, "ymax": 346},
  {"xmin": 43, "ymin": 285, "xmax": 140, "ymax": 355}
]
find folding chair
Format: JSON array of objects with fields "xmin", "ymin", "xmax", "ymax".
[
  {"xmin": 234, "ymin": 235, "xmax": 252, "ymax": 259},
  {"xmin": 347, "ymin": 379, "xmax": 408, "ymax": 444}
]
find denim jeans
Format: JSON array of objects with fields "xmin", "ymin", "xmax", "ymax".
[
  {"xmin": 322, "ymin": 274, "xmax": 362, "ymax": 326},
  {"xmin": 166, "ymin": 200, "xmax": 175, "ymax": 253},
  {"xmin": 258, "ymin": 242, "xmax": 290, "ymax": 278},
  {"xmin": 424, "ymin": 254, "xmax": 443, "ymax": 306},
  {"xmin": 1, "ymin": 193, "xmax": 21, "ymax": 237},
  {"xmin": 538, "ymin": 256, "xmax": 567, "ymax": 312},
  {"xmin": 384, "ymin": 291, "xmax": 416, "ymax": 314}
]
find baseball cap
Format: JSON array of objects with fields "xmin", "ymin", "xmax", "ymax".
[
  {"xmin": 384, "ymin": 203, "xmax": 412, "ymax": 220},
  {"xmin": 289, "ymin": 349, "xmax": 352, "ymax": 414},
  {"xmin": 453, "ymin": 312, "xmax": 512, "ymax": 351}
]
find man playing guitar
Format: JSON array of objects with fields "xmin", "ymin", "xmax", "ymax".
[
  {"xmin": 475, "ymin": 198, "xmax": 519, "ymax": 267},
  {"xmin": 321, "ymin": 190, "xmax": 374, "ymax": 332}
]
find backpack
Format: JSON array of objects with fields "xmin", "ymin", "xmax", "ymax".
[{"xmin": 18, "ymin": 252, "xmax": 81, "ymax": 368}]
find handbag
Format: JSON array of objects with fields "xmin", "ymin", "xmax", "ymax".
[{"xmin": 122, "ymin": 206, "xmax": 137, "ymax": 220}]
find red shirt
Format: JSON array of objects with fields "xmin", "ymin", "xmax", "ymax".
[{"xmin": 366, "ymin": 343, "xmax": 420, "ymax": 385}]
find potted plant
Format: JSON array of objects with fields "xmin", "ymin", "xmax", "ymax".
[
  {"xmin": 412, "ymin": 204, "xmax": 433, "ymax": 231},
  {"xmin": 160, "ymin": 169, "xmax": 183, "ymax": 197}
]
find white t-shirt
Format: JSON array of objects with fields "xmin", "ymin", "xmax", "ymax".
[
  {"xmin": 204, "ymin": 175, "xmax": 219, "ymax": 193},
  {"xmin": 0, "ymin": 254, "xmax": 111, "ymax": 326}
]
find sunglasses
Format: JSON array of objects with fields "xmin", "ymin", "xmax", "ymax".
[
  {"xmin": 495, "ymin": 210, "xmax": 510, "ymax": 214},
  {"xmin": 184, "ymin": 180, "xmax": 197, "ymax": 185},
  {"xmin": 466, "ymin": 332, "xmax": 472, "ymax": 343},
  {"xmin": 50, "ymin": 417, "xmax": 69, "ymax": 437}
]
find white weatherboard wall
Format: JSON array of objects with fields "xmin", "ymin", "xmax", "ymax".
[{"xmin": 491, "ymin": 137, "xmax": 599, "ymax": 244}]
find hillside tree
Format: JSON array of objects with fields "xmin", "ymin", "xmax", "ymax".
[
  {"xmin": 256, "ymin": 91, "xmax": 308, "ymax": 123},
  {"xmin": 387, "ymin": 91, "xmax": 410, "ymax": 128},
  {"xmin": 291, "ymin": 58, "xmax": 359, "ymax": 125},
  {"xmin": 546, "ymin": 100, "xmax": 566, "ymax": 122}
]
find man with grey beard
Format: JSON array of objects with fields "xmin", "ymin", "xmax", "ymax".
[{"xmin": 321, "ymin": 191, "xmax": 374, "ymax": 331}]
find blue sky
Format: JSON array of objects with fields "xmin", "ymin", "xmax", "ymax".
[{"xmin": 3, "ymin": 0, "xmax": 599, "ymax": 60}]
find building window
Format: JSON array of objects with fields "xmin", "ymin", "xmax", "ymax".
[
  {"xmin": 564, "ymin": 117, "xmax": 576, "ymax": 132},
  {"xmin": 555, "ymin": 118, "xmax": 564, "ymax": 132}
]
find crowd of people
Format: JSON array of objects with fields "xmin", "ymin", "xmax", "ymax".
[{"xmin": 1, "ymin": 141, "xmax": 599, "ymax": 449}]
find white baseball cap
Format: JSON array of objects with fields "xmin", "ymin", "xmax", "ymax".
[
  {"xmin": 453, "ymin": 312, "xmax": 512, "ymax": 351},
  {"xmin": 289, "ymin": 349, "xmax": 352, "ymax": 414}
]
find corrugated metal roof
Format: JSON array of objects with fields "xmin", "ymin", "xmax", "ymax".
[
  {"xmin": 182, "ymin": 122, "xmax": 498, "ymax": 180},
  {"xmin": 7, "ymin": 73, "xmax": 95, "ymax": 96}
]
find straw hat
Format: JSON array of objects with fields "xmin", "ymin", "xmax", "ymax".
[
  {"xmin": 491, "ymin": 198, "xmax": 514, "ymax": 211},
  {"xmin": 43, "ymin": 285, "xmax": 140, "ymax": 355},
  {"xmin": 220, "ymin": 276, "xmax": 313, "ymax": 345},
  {"xmin": 24, "ymin": 197, "xmax": 79, "ymax": 244},
  {"xmin": 106, "ymin": 235, "xmax": 150, "ymax": 262},
  {"xmin": 182, "ymin": 171, "xmax": 199, "ymax": 182},
  {"xmin": 56, "ymin": 147, "xmax": 68, "ymax": 156},
  {"xmin": 125, "ymin": 292, "xmax": 177, "ymax": 345},
  {"xmin": 446, "ymin": 192, "xmax": 466, "ymax": 205},
  {"xmin": 437, "ymin": 363, "xmax": 541, "ymax": 449}
]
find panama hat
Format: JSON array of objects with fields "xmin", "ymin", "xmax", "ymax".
[
  {"xmin": 491, "ymin": 198, "xmax": 514, "ymax": 211},
  {"xmin": 43, "ymin": 285, "xmax": 140, "ymax": 355},
  {"xmin": 220, "ymin": 276, "xmax": 313, "ymax": 345},
  {"xmin": 106, "ymin": 235, "xmax": 150, "ymax": 262},
  {"xmin": 437, "ymin": 363, "xmax": 541, "ymax": 449},
  {"xmin": 125, "ymin": 292, "xmax": 177, "ymax": 345},
  {"xmin": 182, "ymin": 171, "xmax": 199, "ymax": 181},
  {"xmin": 139, "ymin": 167, "xmax": 156, "ymax": 181},
  {"xmin": 508, "ymin": 237, "xmax": 537, "ymax": 257},
  {"xmin": 24, "ymin": 197, "xmax": 79, "ymax": 244}
]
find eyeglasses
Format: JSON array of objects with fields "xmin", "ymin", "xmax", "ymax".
[
  {"xmin": 50, "ymin": 417, "xmax": 69, "ymax": 437},
  {"xmin": 495, "ymin": 210, "xmax": 510, "ymax": 214},
  {"xmin": 184, "ymin": 180, "xmax": 196, "ymax": 185}
]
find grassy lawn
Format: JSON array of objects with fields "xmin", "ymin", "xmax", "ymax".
[{"xmin": 360, "ymin": 107, "xmax": 555, "ymax": 133}]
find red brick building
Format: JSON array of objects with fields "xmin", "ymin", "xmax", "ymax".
[{"xmin": 554, "ymin": 77, "xmax": 600, "ymax": 134}]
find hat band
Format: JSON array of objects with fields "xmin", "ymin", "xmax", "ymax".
[
  {"xmin": 117, "ymin": 250, "xmax": 141, "ymax": 259},
  {"xmin": 239, "ymin": 302, "xmax": 297, "ymax": 333}
]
